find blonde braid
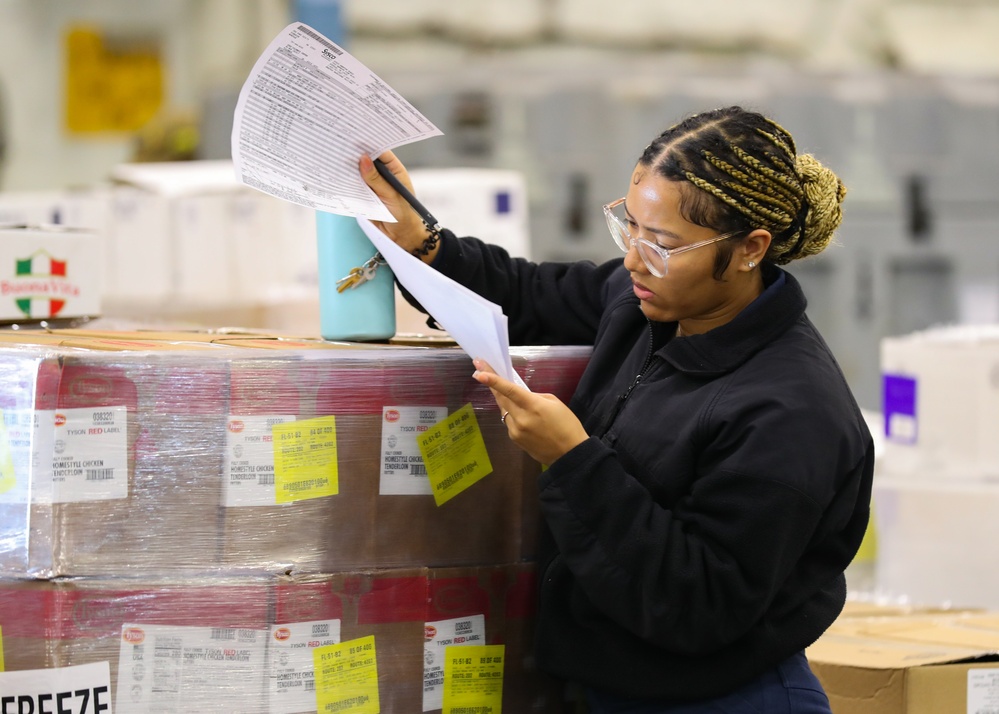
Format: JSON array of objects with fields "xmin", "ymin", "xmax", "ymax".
[
  {"xmin": 703, "ymin": 151, "xmax": 799, "ymax": 217},
  {"xmin": 794, "ymin": 153, "xmax": 846, "ymax": 258},
  {"xmin": 640, "ymin": 107, "xmax": 846, "ymax": 266},
  {"xmin": 731, "ymin": 146, "xmax": 800, "ymax": 202},
  {"xmin": 756, "ymin": 124, "xmax": 795, "ymax": 160}
]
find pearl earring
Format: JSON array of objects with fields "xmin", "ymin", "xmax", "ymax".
[{"xmin": 748, "ymin": 261, "xmax": 756, "ymax": 269}]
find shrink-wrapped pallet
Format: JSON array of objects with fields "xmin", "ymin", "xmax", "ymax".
[
  {"xmin": 0, "ymin": 336, "xmax": 591, "ymax": 579},
  {"xmin": 0, "ymin": 333, "xmax": 590, "ymax": 712}
]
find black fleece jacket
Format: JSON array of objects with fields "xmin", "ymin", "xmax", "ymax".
[{"xmin": 420, "ymin": 231, "xmax": 874, "ymax": 702}]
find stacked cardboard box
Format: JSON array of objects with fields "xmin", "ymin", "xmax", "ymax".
[
  {"xmin": 808, "ymin": 608, "xmax": 999, "ymax": 714},
  {"xmin": 0, "ymin": 333, "xmax": 590, "ymax": 712},
  {"xmin": 875, "ymin": 326, "xmax": 999, "ymax": 610}
]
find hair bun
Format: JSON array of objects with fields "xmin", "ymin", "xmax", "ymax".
[{"xmin": 793, "ymin": 154, "xmax": 847, "ymax": 259}]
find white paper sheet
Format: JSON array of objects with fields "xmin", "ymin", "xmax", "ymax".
[
  {"xmin": 231, "ymin": 23, "xmax": 522, "ymax": 386},
  {"xmin": 358, "ymin": 218, "xmax": 527, "ymax": 390},
  {"xmin": 231, "ymin": 23, "xmax": 442, "ymax": 220}
]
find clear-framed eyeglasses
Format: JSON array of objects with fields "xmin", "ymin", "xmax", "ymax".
[{"xmin": 603, "ymin": 198, "xmax": 741, "ymax": 278}]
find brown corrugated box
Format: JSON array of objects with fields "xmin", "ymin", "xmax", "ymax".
[
  {"xmin": 427, "ymin": 562, "xmax": 562, "ymax": 713},
  {"xmin": 808, "ymin": 612, "xmax": 999, "ymax": 714},
  {"xmin": 272, "ymin": 569, "xmax": 428, "ymax": 713},
  {"xmin": 50, "ymin": 353, "xmax": 228, "ymax": 577},
  {"xmin": 218, "ymin": 352, "xmax": 380, "ymax": 573}
]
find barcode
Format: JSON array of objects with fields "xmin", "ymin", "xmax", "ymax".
[
  {"xmin": 974, "ymin": 710, "xmax": 999, "ymax": 714},
  {"xmin": 211, "ymin": 628, "xmax": 236, "ymax": 640},
  {"xmin": 450, "ymin": 708, "xmax": 493, "ymax": 714},
  {"xmin": 410, "ymin": 463, "xmax": 428, "ymax": 476},
  {"xmin": 258, "ymin": 473, "xmax": 275, "ymax": 485},
  {"xmin": 305, "ymin": 680, "xmax": 315, "ymax": 692},
  {"xmin": 297, "ymin": 25, "xmax": 342, "ymax": 55},
  {"xmin": 85, "ymin": 468, "xmax": 114, "ymax": 481}
]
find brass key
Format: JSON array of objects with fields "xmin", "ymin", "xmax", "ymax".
[
  {"xmin": 335, "ymin": 267, "xmax": 366, "ymax": 293},
  {"xmin": 335, "ymin": 254, "xmax": 386, "ymax": 293}
]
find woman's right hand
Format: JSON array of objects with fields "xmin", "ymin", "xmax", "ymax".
[{"xmin": 359, "ymin": 150, "xmax": 440, "ymax": 263}]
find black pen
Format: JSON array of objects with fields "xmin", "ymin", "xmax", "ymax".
[{"xmin": 373, "ymin": 158, "xmax": 442, "ymax": 234}]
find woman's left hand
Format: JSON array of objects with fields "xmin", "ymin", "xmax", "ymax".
[{"xmin": 472, "ymin": 359, "xmax": 589, "ymax": 466}]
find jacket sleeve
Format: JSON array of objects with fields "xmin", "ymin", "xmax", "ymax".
[
  {"xmin": 401, "ymin": 230, "xmax": 625, "ymax": 346},
  {"xmin": 538, "ymin": 375, "xmax": 873, "ymax": 656}
]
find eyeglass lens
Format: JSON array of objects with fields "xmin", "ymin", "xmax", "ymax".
[{"xmin": 606, "ymin": 208, "xmax": 667, "ymax": 276}]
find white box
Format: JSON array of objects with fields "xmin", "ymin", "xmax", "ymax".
[
  {"xmin": 0, "ymin": 224, "xmax": 102, "ymax": 322},
  {"xmin": 409, "ymin": 168, "xmax": 531, "ymax": 259},
  {"xmin": 106, "ymin": 161, "xmax": 319, "ymax": 308},
  {"xmin": 172, "ymin": 192, "xmax": 234, "ymax": 302},
  {"xmin": 880, "ymin": 326, "xmax": 999, "ymax": 479},
  {"xmin": 873, "ymin": 476, "xmax": 999, "ymax": 610},
  {"xmin": 105, "ymin": 186, "xmax": 173, "ymax": 302}
]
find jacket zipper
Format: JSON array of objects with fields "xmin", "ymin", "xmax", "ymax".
[{"xmin": 596, "ymin": 319, "xmax": 658, "ymax": 436}]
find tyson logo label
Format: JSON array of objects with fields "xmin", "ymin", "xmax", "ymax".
[
  {"xmin": 273, "ymin": 627, "xmax": 292, "ymax": 641},
  {"xmin": 122, "ymin": 627, "xmax": 145, "ymax": 644},
  {"xmin": 54, "ymin": 413, "xmax": 67, "ymax": 426},
  {"xmin": 424, "ymin": 625, "xmax": 437, "ymax": 640},
  {"xmin": 385, "ymin": 409, "xmax": 401, "ymax": 423},
  {"xmin": 228, "ymin": 420, "xmax": 245, "ymax": 433}
]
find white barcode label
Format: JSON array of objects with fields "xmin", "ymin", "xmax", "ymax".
[
  {"xmin": 51, "ymin": 406, "xmax": 128, "ymax": 502},
  {"xmin": 269, "ymin": 619, "xmax": 340, "ymax": 714},
  {"xmin": 117, "ymin": 623, "xmax": 266, "ymax": 712},
  {"xmin": 379, "ymin": 406, "xmax": 446, "ymax": 495},
  {"xmin": 969, "ymin": 669, "xmax": 999, "ymax": 714},
  {"xmin": 423, "ymin": 615, "xmax": 486, "ymax": 712},
  {"xmin": 223, "ymin": 414, "xmax": 295, "ymax": 507}
]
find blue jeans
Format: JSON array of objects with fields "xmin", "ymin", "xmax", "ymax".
[{"xmin": 584, "ymin": 651, "xmax": 832, "ymax": 714}]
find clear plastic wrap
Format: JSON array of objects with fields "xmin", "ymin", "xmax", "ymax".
[{"xmin": 0, "ymin": 334, "xmax": 590, "ymax": 711}]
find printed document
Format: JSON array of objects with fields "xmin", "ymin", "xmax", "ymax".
[
  {"xmin": 233, "ymin": 23, "xmax": 525, "ymax": 387},
  {"xmin": 231, "ymin": 23, "xmax": 442, "ymax": 221}
]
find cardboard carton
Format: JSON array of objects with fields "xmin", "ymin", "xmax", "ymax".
[
  {"xmin": 427, "ymin": 563, "xmax": 562, "ymax": 713},
  {"xmin": 0, "ymin": 350, "xmax": 61, "ymax": 577},
  {"xmin": 272, "ymin": 569, "xmax": 429, "ymax": 713},
  {"xmin": 808, "ymin": 612, "xmax": 999, "ymax": 714},
  {"xmin": 0, "ymin": 224, "xmax": 102, "ymax": 324},
  {"xmin": 881, "ymin": 326, "xmax": 999, "ymax": 479},
  {"xmin": 872, "ymin": 476, "xmax": 999, "ymax": 610}
]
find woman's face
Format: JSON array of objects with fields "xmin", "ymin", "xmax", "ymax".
[{"xmin": 622, "ymin": 168, "xmax": 754, "ymax": 329}]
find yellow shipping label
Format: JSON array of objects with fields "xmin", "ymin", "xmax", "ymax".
[
  {"xmin": 313, "ymin": 635, "xmax": 379, "ymax": 714},
  {"xmin": 443, "ymin": 644, "xmax": 505, "ymax": 714},
  {"xmin": 418, "ymin": 403, "xmax": 493, "ymax": 506},
  {"xmin": 0, "ymin": 411, "xmax": 15, "ymax": 496},
  {"xmin": 272, "ymin": 416, "xmax": 338, "ymax": 504}
]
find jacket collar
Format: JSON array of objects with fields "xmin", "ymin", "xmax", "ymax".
[{"xmin": 659, "ymin": 265, "xmax": 807, "ymax": 376}]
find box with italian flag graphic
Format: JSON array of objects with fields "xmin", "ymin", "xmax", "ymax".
[{"xmin": 0, "ymin": 224, "xmax": 101, "ymax": 323}]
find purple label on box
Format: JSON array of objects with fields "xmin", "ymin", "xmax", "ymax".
[
  {"xmin": 494, "ymin": 191, "xmax": 511, "ymax": 215},
  {"xmin": 883, "ymin": 373, "xmax": 918, "ymax": 444}
]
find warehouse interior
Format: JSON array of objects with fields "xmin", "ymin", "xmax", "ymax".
[{"xmin": 1, "ymin": 0, "xmax": 999, "ymax": 711}]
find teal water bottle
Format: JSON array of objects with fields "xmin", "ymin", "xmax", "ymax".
[{"xmin": 316, "ymin": 211, "xmax": 396, "ymax": 341}]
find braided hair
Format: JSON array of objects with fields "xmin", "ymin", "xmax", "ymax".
[{"xmin": 639, "ymin": 107, "xmax": 846, "ymax": 274}]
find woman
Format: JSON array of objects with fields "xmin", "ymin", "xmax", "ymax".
[{"xmin": 361, "ymin": 106, "xmax": 873, "ymax": 713}]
